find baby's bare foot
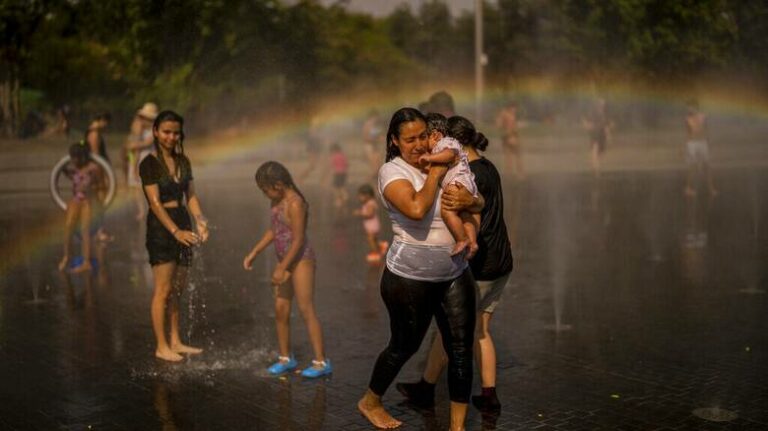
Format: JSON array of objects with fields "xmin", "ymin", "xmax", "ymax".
[
  {"xmin": 450, "ymin": 240, "xmax": 469, "ymax": 257},
  {"xmin": 156, "ymin": 348, "xmax": 184, "ymax": 362},
  {"xmin": 171, "ymin": 343, "xmax": 203, "ymax": 355},
  {"xmin": 465, "ymin": 241, "xmax": 479, "ymax": 260},
  {"xmin": 357, "ymin": 398, "xmax": 402, "ymax": 429}
]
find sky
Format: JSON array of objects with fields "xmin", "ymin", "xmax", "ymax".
[{"xmin": 318, "ymin": 0, "xmax": 486, "ymax": 17}]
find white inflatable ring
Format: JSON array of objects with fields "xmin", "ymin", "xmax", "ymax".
[{"xmin": 50, "ymin": 153, "xmax": 116, "ymax": 211}]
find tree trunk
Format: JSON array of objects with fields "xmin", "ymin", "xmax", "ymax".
[{"xmin": 0, "ymin": 62, "xmax": 20, "ymax": 137}]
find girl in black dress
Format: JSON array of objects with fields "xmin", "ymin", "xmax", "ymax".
[{"xmin": 139, "ymin": 110, "xmax": 209, "ymax": 362}]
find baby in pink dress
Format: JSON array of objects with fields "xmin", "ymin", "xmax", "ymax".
[
  {"xmin": 418, "ymin": 113, "xmax": 480, "ymax": 258},
  {"xmin": 354, "ymin": 184, "xmax": 388, "ymax": 262}
]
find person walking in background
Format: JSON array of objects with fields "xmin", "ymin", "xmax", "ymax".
[
  {"xmin": 684, "ymin": 99, "xmax": 717, "ymax": 196},
  {"xmin": 140, "ymin": 110, "xmax": 209, "ymax": 362},
  {"xmin": 583, "ymin": 98, "xmax": 611, "ymax": 177},
  {"xmin": 85, "ymin": 112, "xmax": 113, "ymax": 242},
  {"xmin": 362, "ymin": 110, "xmax": 385, "ymax": 182},
  {"xmin": 329, "ymin": 143, "xmax": 349, "ymax": 211},
  {"xmin": 496, "ymin": 101, "xmax": 525, "ymax": 180},
  {"xmin": 397, "ymin": 115, "xmax": 514, "ymax": 414},
  {"xmin": 243, "ymin": 161, "xmax": 332, "ymax": 378},
  {"xmin": 126, "ymin": 103, "xmax": 158, "ymax": 221}
]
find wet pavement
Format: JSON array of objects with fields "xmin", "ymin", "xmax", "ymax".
[{"xmin": 1, "ymin": 140, "xmax": 767, "ymax": 430}]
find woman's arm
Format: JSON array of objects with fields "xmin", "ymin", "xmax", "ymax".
[
  {"xmin": 382, "ymin": 164, "xmax": 447, "ymax": 220},
  {"xmin": 441, "ymin": 182, "xmax": 484, "ymax": 213},
  {"xmin": 243, "ymin": 228, "xmax": 275, "ymax": 270},
  {"xmin": 144, "ymin": 184, "xmax": 199, "ymax": 246},
  {"xmin": 186, "ymin": 180, "xmax": 209, "ymax": 242}
]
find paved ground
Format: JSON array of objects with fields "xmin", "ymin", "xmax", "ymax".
[{"xmin": 1, "ymin": 124, "xmax": 767, "ymax": 430}]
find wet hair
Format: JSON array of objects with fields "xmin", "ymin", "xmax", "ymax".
[
  {"xmin": 425, "ymin": 112, "xmax": 448, "ymax": 136},
  {"xmin": 69, "ymin": 141, "xmax": 90, "ymax": 167},
  {"xmin": 358, "ymin": 184, "xmax": 375, "ymax": 197},
  {"xmin": 447, "ymin": 115, "xmax": 488, "ymax": 152},
  {"xmin": 254, "ymin": 161, "xmax": 306, "ymax": 202},
  {"xmin": 152, "ymin": 110, "xmax": 189, "ymax": 179},
  {"xmin": 386, "ymin": 107, "xmax": 427, "ymax": 162},
  {"xmin": 428, "ymin": 91, "xmax": 455, "ymax": 115},
  {"xmin": 93, "ymin": 111, "xmax": 112, "ymax": 122}
]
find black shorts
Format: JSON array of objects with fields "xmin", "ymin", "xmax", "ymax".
[
  {"xmin": 333, "ymin": 172, "xmax": 347, "ymax": 188},
  {"xmin": 146, "ymin": 207, "xmax": 193, "ymax": 266}
]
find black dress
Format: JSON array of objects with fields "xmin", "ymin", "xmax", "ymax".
[{"xmin": 139, "ymin": 154, "xmax": 194, "ymax": 266}]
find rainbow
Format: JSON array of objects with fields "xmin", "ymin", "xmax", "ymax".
[{"xmin": 2, "ymin": 76, "xmax": 768, "ymax": 276}]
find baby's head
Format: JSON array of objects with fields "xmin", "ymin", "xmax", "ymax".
[
  {"xmin": 357, "ymin": 184, "xmax": 375, "ymax": 203},
  {"xmin": 425, "ymin": 112, "xmax": 448, "ymax": 148},
  {"xmin": 69, "ymin": 141, "xmax": 90, "ymax": 168}
]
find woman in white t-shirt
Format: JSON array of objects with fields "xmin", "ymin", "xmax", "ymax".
[{"xmin": 357, "ymin": 108, "xmax": 481, "ymax": 431}]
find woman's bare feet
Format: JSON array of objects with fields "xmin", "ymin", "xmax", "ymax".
[
  {"xmin": 171, "ymin": 343, "xmax": 203, "ymax": 355},
  {"xmin": 156, "ymin": 348, "xmax": 184, "ymax": 362},
  {"xmin": 358, "ymin": 394, "xmax": 402, "ymax": 429}
]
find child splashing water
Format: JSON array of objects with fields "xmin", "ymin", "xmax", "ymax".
[
  {"xmin": 418, "ymin": 113, "xmax": 480, "ymax": 258},
  {"xmin": 243, "ymin": 161, "xmax": 332, "ymax": 378},
  {"xmin": 59, "ymin": 142, "xmax": 101, "ymax": 273},
  {"xmin": 353, "ymin": 184, "xmax": 388, "ymax": 263}
]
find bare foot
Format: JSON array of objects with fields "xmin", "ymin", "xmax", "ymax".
[
  {"xmin": 171, "ymin": 343, "xmax": 203, "ymax": 355},
  {"xmin": 156, "ymin": 348, "xmax": 184, "ymax": 362},
  {"xmin": 358, "ymin": 398, "xmax": 402, "ymax": 429},
  {"xmin": 58, "ymin": 256, "xmax": 69, "ymax": 272},
  {"xmin": 465, "ymin": 241, "xmax": 479, "ymax": 260},
  {"xmin": 70, "ymin": 261, "xmax": 92, "ymax": 274},
  {"xmin": 450, "ymin": 240, "xmax": 469, "ymax": 257}
]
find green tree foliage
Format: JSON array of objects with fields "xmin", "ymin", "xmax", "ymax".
[{"xmin": 2, "ymin": 0, "xmax": 767, "ymax": 135}]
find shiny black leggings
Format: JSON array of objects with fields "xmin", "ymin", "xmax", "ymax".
[{"xmin": 368, "ymin": 267, "xmax": 476, "ymax": 403}]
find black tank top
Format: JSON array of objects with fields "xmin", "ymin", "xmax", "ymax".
[{"xmin": 139, "ymin": 154, "xmax": 193, "ymax": 204}]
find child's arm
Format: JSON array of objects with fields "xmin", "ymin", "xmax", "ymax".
[
  {"xmin": 354, "ymin": 201, "xmax": 375, "ymax": 219},
  {"xmin": 271, "ymin": 198, "xmax": 307, "ymax": 284},
  {"xmin": 243, "ymin": 228, "xmax": 275, "ymax": 270},
  {"xmin": 186, "ymin": 180, "xmax": 209, "ymax": 242},
  {"xmin": 418, "ymin": 148, "xmax": 456, "ymax": 167}
]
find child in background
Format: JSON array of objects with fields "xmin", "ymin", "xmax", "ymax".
[
  {"xmin": 353, "ymin": 184, "xmax": 388, "ymax": 263},
  {"xmin": 59, "ymin": 142, "xmax": 101, "ymax": 273},
  {"xmin": 329, "ymin": 143, "xmax": 349, "ymax": 209},
  {"xmin": 242, "ymin": 161, "xmax": 332, "ymax": 378},
  {"xmin": 418, "ymin": 113, "xmax": 480, "ymax": 258}
]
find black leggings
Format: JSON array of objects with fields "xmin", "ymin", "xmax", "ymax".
[{"xmin": 368, "ymin": 267, "xmax": 476, "ymax": 403}]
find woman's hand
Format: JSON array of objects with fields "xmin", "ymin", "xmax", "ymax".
[
  {"xmin": 173, "ymin": 229, "xmax": 199, "ymax": 246},
  {"xmin": 196, "ymin": 219, "xmax": 210, "ymax": 243},
  {"xmin": 441, "ymin": 182, "xmax": 482, "ymax": 212},
  {"xmin": 271, "ymin": 266, "xmax": 291, "ymax": 285},
  {"xmin": 243, "ymin": 252, "xmax": 256, "ymax": 270}
]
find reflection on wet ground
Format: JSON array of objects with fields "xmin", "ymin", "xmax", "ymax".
[{"xmin": 1, "ymin": 160, "xmax": 767, "ymax": 430}]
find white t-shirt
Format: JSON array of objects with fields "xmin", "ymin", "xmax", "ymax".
[{"xmin": 378, "ymin": 157, "xmax": 468, "ymax": 281}]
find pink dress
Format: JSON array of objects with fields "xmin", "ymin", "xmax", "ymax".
[
  {"xmin": 361, "ymin": 199, "xmax": 380, "ymax": 235},
  {"xmin": 271, "ymin": 196, "xmax": 315, "ymax": 267}
]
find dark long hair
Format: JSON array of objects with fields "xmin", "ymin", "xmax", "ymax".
[
  {"xmin": 447, "ymin": 115, "xmax": 488, "ymax": 152},
  {"xmin": 152, "ymin": 110, "xmax": 189, "ymax": 178},
  {"xmin": 254, "ymin": 161, "xmax": 307, "ymax": 203},
  {"xmin": 385, "ymin": 107, "xmax": 427, "ymax": 162}
]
